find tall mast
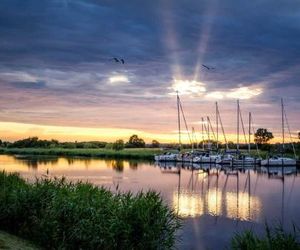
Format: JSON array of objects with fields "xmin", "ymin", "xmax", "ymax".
[
  {"xmin": 177, "ymin": 91, "xmax": 181, "ymax": 150},
  {"xmin": 281, "ymin": 98, "xmax": 285, "ymax": 153},
  {"xmin": 237, "ymin": 100, "xmax": 240, "ymax": 152},
  {"xmin": 248, "ymin": 112, "xmax": 251, "ymax": 154},
  {"xmin": 202, "ymin": 117, "xmax": 205, "ymax": 150},
  {"xmin": 207, "ymin": 117, "xmax": 210, "ymax": 149},
  {"xmin": 191, "ymin": 127, "xmax": 195, "ymax": 152},
  {"xmin": 216, "ymin": 102, "xmax": 219, "ymax": 151}
]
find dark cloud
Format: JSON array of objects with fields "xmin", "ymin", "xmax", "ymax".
[{"xmin": 0, "ymin": 0, "xmax": 299, "ymax": 135}]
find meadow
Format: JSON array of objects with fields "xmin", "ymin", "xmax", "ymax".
[{"xmin": 0, "ymin": 147, "xmax": 162, "ymax": 160}]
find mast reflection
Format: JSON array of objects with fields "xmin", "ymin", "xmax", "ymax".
[{"xmin": 160, "ymin": 162, "xmax": 265, "ymax": 221}]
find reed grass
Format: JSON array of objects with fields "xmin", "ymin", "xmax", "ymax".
[
  {"xmin": 231, "ymin": 224, "xmax": 300, "ymax": 250},
  {"xmin": 0, "ymin": 171, "xmax": 181, "ymax": 249},
  {"xmin": 0, "ymin": 147, "xmax": 162, "ymax": 160}
]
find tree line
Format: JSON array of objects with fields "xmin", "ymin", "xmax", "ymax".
[
  {"xmin": 0, "ymin": 128, "xmax": 299, "ymax": 152},
  {"xmin": 0, "ymin": 135, "xmax": 160, "ymax": 150}
]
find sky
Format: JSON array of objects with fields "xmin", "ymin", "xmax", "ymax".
[{"xmin": 0, "ymin": 0, "xmax": 299, "ymax": 143}]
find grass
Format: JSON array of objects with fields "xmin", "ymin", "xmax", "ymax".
[
  {"xmin": 230, "ymin": 224, "xmax": 300, "ymax": 250},
  {"xmin": 0, "ymin": 147, "xmax": 162, "ymax": 160},
  {"xmin": 0, "ymin": 231, "xmax": 39, "ymax": 250},
  {"xmin": 0, "ymin": 171, "xmax": 181, "ymax": 249}
]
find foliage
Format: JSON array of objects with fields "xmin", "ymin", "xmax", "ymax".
[
  {"xmin": 7, "ymin": 137, "xmax": 107, "ymax": 149},
  {"xmin": 151, "ymin": 140, "xmax": 160, "ymax": 148},
  {"xmin": 254, "ymin": 128, "xmax": 274, "ymax": 145},
  {"xmin": 0, "ymin": 171, "xmax": 181, "ymax": 250},
  {"xmin": 126, "ymin": 135, "xmax": 145, "ymax": 148},
  {"xmin": 112, "ymin": 139, "xmax": 124, "ymax": 151},
  {"xmin": 231, "ymin": 224, "xmax": 300, "ymax": 250}
]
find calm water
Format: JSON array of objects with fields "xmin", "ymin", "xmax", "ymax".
[{"xmin": 1, "ymin": 154, "xmax": 300, "ymax": 249}]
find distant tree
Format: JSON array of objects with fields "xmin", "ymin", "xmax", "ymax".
[
  {"xmin": 151, "ymin": 140, "xmax": 160, "ymax": 148},
  {"xmin": 298, "ymin": 132, "xmax": 300, "ymax": 140},
  {"xmin": 126, "ymin": 135, "xmax": 145, "ymax": 148},
  {"xmin": 254, "ymin": 128, "xmax": 274, "ymax": 145},
  {"xmin": 0, "ymin": 139, "xmax": 2, "ymax": 147},
  {"xmin": 112, "ymin": 139, "xmax": 124, "ymax": 151},
  {"xmin": 227, "ymin": 141, "xmax": 235, "ymax": 149},
  {"xmin": 105, "ymin": 143, "xmax": 113, "ymax": 149}
]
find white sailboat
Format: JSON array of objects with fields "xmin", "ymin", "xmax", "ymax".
[
  {"xmin": 155, "ymin": 92, "xmax": 182, "ymax": 162},
  {"xmin": 233, "ymin": 101, "xmax": 260, "ymax": 165},
  {"xmin": 261, "ymin": 99, "xmax": 296, "ymax": 166}
]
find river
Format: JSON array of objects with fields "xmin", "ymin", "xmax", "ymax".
[{"xmin": 1, "ymin": 154, "xmax": 300, "ymax": 249}]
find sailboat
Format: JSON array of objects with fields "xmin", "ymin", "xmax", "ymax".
[
  {"xmin": 230, "ymin": 100, "xmax": 260, "ymax": 166},
  {"xmin": 261, "ymin": 99, "xmax": 297, "ymax": 166},
  {"xmin": 154, "ymin": 92, "xmax": 181, "ymax": 162},
  {"xmin": 192, "ymin": 115, "xmax": 222, "ymax": 164}
]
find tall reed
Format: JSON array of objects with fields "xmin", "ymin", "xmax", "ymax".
[{"xmin": 0, "ymin": 171, "xmax": 181, "ymax": 249}]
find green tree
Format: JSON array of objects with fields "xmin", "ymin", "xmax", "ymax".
[
  {"xmin": 151, "ymin": 140, "xmax": 160, "ymax": 148},
  {"xmin": 112, "ymin": 139, "xmax": 124, "ymax": 151},
  {"xmin": 126, "ymin": 135, "xmax": 145, "ymax": 148},
  {"xmin": 254, "ymin": 128, "xmax": 274, "ymax": 145}
]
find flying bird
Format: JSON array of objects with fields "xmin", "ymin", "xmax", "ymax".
[
  {"xmin": 112, "ymin": 57, "xmax": 125, "ymax": 64},
  {"xmin": 202, "ymin": 64, "xmax": 215, "ymax": 70},
  {"xmin": 113, "ymin": 57, "xmax": 120, "ymax": 63}
]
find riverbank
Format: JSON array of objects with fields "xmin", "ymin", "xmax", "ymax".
[
  {"xmin": 0, "ymin": 171, "xmax": 181, "ymax": 249},
  {"xmin": 0, "ymin": 147, "xmax": 162, "ymax": 160},
  {"xmin": 0, "ymin": 231, "xmax": 39, "ymax": 250}
]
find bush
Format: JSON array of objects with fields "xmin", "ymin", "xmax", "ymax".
[
  {"xmin": 112, "ymin": 139, "xmax": 124, "ymax": 151},
  {"xmin": 0, "ymin": 172, "xmax": 181, "ymax": 249}
]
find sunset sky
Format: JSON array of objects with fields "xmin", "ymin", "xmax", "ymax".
[{"xmin": 0, "ymin": 0, "xmax": 299, "ymax": 143}]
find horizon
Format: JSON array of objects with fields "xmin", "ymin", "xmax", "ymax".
[{"xmin": 0, "ymin": 0, "xmax": 299, "ymax": 143}]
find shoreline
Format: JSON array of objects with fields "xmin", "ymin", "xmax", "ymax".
[{"xmin": 0, "ymin": 147, "xmax": 161, "ymax": 160}]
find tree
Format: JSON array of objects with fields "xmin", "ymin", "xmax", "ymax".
[
  {"xmin": 254, "ymin": 128, "xmax": 274, "ymax": 145},
  {"xmin": 0, "ymin": 139, "xmax": 2, "ymax": 147},
  {"xmin": 151, "ymin": 140, "xmax": 160, "ymax": 148},
  {"xmin": 112, "ymin": 139, "xmax": 124, "ymax": 151},
  {"xmin": 298, "ymin": 132, "xmax": 300, "ymax": 140},
  {"xmin": 126, "ymin": 135, "xmax": 145, "ymax": 148}
]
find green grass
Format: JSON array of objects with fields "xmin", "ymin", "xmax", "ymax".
[
  {"xmin": 230, "ymin": 224, "xmax": 300, "ymax": 250},
  {"xmin": 0, "ymin": 231, "xmax": 39, "ymax": 250},
  {"xmin": 0, "ymin": 171, "xmax": 181, "ymax": 249},
  {"xmin": 0, "ymin": 147, "xmax": 162, "ymax": 160}
]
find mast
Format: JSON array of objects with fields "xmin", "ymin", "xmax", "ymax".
[
  {"xmin": 177, "ymin": 91, "xmax": 181, "ymax": 150},
  {"xmin": 237, "ymin": 100, "xmax": 240, "ymax": 152},
  {"xmin": 281, "ymin": 98, "xmax": 285, "ymax": 153},
  {"xmin": 216, "ymin": 102, "xmax": 219, "ymax": 151},
  {"xmin": 202, "ymin": 117, "xmax": 205, "ymax": 150},
  {"xmin": 191, "ymin": 127, "xmax": 195, "ymax": 152},
  {"xmin": 248, "ymin": 112, "xmax": 252, "ymax": 154},
  {"xmin": 207, "ymin": 117, "xmax": 210, "ymax": 150}
]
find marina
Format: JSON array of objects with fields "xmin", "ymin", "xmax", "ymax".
[{"xmin": 155, "ymin": 94, "xmax": 298, "ymax": 169}]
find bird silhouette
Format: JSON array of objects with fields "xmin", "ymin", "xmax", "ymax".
[
  {"xmin": 202, "ymin": 64, "xmax": 215, "ymax": 70},
  {"xmin": 113, "ymin": 57, "xmax": 120, "ymax": 63}
]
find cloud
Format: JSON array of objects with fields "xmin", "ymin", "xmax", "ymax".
[
  {"xmin": 205, "ymin": 86, "xmax": 263, "ymax": 100},
  {"xmin": 109, "ymin": 75, "xmax": 130, "ymax": 85},
  {"xmin": 169, "ymin": 78, "xmax": 206, "ymax": 96},
  {"xmin": 0, "ymin": 0, "xmax": 299, "ymax": 141}
]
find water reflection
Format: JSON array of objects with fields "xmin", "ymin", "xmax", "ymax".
[
  {"xmin": 1, "ymin": 155, "xmax": 299, "ymax": 225},
  {"xmin": 1, "ymin": 154, "xmax": 300, "ymax": 250},
  {"xmin": 167, "ymin": 162, "xmax": 298, "ymax": 222}
]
